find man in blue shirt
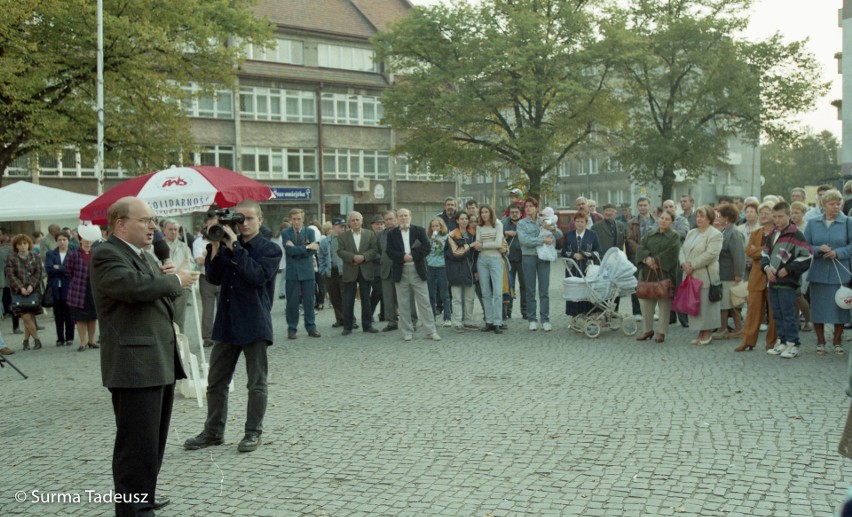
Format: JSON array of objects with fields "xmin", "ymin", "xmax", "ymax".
[{"xmin": 183, "ymin": 199, "xmax": 281, "ymax": 454}]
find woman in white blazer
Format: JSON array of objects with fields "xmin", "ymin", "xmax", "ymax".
[{"xmin": 679, "ymin": 206, "xmax": 723, "ymax": 345}]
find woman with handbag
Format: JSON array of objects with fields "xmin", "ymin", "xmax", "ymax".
[
  {"xmin": 803, "ymin": 189, "xmax": 852, "ymax": 355},
  {"xmin": 679, "ymin": 206, "xmax": 723, "ymax": 345},
  {"xmin": 713, "ymin": 204, "xmax": 746, "ymax": 339},
  {"xmin": 5, "ymin": 234, "xmax": 44, "ymax": 350},
  {"xmin": 736, "ymin": 202, "xmax": 778, "ymax": 352},
  {"xmin": 561, "ymin": 211, "xmax": 601, "ymax": 320},
  {"xmin": 65, "ymin": 228, "xmax": 99, "ymax": 352},
  {"xmin": 45, "ymin": 230, "xmax": 75, "ymax": 347},
  {"xmin": 635, "ymin": 210, "xmax": 681, "ymax": 343}
]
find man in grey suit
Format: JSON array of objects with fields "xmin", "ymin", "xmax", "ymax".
[
  {"xmin": 377, "ymin": 210, "xmax": 399, "ymax": 331},
  {"xmin": 337, "ymin": 211, "xmax": 380, "ymax": 334},
  {"xmin": 592, "ymin": 203, "xmax": 627, "ymax": 253},
  {"xmin": 91, "ymin": 197, "xmax": 198, "ymax": 517}
]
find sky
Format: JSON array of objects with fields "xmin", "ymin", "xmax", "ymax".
[{"xmin": 408, "ymin": 0, "xmax": 844, "ymax": 139}]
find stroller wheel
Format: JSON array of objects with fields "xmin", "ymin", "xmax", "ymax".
[
  {"xmin": 584, "ymin": 320, "xmax": 602, "ymax": 338},
  {"xmin": 622, "ymin": 318, "xmax": 638, "ymax": 336},
  {"xmin": 607, "ymin": 313, "xmax": 623, "ymax": 331}
]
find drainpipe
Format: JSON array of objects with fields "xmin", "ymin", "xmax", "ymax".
[{"xmin": 317, "ymin": 82, "xmax": 325, "ymax": 222}]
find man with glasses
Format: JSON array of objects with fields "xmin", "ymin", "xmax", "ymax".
[{"xmin": 91, "ymin": 197, "xmax": 199, "ymax": 516}]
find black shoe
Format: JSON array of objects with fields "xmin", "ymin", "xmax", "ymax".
[
  {"xmin": 184, "ymin": 432, "xmax": 224, "ymax": 450},
  {"xmin": 481, "ymin": 324, "xmax": 495, "ymax": 332},
  {"xmin": 342, "ymin": 329, "xmax": 352, "ymax": 336},
  {"xmin": 203, "ymin": 340, "xmax": 215, "ymax": 348},
  {"xmin": 153, "ymin": 497, "xmax": 170, "ymax": 510},
  {"xmin": 500, "ymin": 323, "xmax": 508, "ymax": 330},
  {"xmin": 288, "ymin": 332, "xmax": 297, "ymax": 340},
  {"xmin": 353, "ymin": 323, "xmax": 360, "ymax": 330},
  {"xmin": 13, "ymin": 328, "xmax": 23, "ymax": 335},
  {"xmin": 493, "ymin": 326, "xmax": 503, "ymax": 334},
  {"xmin": 364, "ymin": 327, "xmax": 379, "ymax": 334},
  {"xmin": 237, "ymin": 433, "xmax": 261, "ymax": 452},
  {"xmin": 382, "ymin": 324, "xmax": 398, "ymax": 332},
  {"xmin": 36, "ymin": 325, "xmax": 45, "ymax": 331},
  {"xmin": 308, "ymin": 331, "xmax": 321, "ymax": 338},
  {"xmin": 56, "ymin": 340, "xmax": 64, "ymax": 347},
  {"xmin": 332, "ymin": 322, "xmax": 344, "ymax": 328}
]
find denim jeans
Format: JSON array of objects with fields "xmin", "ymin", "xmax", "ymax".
[
  {"xmin": 427, "ymin": 265, "xmax": 451, "ymax": 322},
  {"xmin": 769, "ymin": 286, "xmax": 799, "ymax": 345},
  {"xmin": 477, "ymin": 255, "xmax": 503, "ymax": 326},
  {"xmin": 522, "ymin": 255, "xmax": 552, "ymax": 323},
  {"xmin": 204, "ymin": 341, "xmax": 268, "ymax": 436}
]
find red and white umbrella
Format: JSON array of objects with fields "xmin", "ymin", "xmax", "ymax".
[{"xmin": 79, "ymin": 166, "xmax": 274, "ymax": 224}]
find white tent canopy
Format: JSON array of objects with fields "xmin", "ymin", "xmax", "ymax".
[{"xmin": 0, "ymin": 181, "xmax": 96, "ymax": 222}]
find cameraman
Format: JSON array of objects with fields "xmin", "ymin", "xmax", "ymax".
[{"xmin": 184, "ymin": 199, "xmax": 282, "ymax": 453}]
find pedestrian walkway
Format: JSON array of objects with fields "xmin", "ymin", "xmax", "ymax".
[{"xmin": 2, "ymin": 267, "xmax": 851, "ymax": 516}]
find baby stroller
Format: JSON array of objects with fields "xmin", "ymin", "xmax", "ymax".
[{"xmin": 562, "ymin": 248, "xmax": 639, "ymax": 338}]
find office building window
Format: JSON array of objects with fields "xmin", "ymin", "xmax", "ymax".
[
  {"xmin": 246, "ymin": 38, "xmax": 304, "ymax": 65},
  {"xmin": 322, "ymin": 149, "xmax": 390, "ymax": 180},
  {"xmin": 240, "ymin": 147, "xmax": 317, "ymax": 180},
  {"xmin": 181, "ymin": 83, "xmax": 234, "ymax": 119},
  {"xmin": 321, "ymin": 93, "xmax": 383, "ymax": 126},
  {"xmin": 240, "ymin": 86, "xmax": 316, "ymax": 122},
  {"xmin": 318, "ymin": 44, "xmax": 378, "ymax": 72},
  {"xmin": 196, "ymin": 145, "xmax": 235, "ymax": 171}
]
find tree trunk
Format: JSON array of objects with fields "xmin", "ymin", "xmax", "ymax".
[
  {"xmin": 524, "ymin": 168, "xmax": 543, "ymax": 200},
  {"xmin": 660, "ymin": 167, "xmax": 676, "ymax": 203}
]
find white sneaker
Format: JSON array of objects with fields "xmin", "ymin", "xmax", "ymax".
[
  {"xmin": 529, "ymin": 321, "xmax": 538, "ymax": 331},
  {"xmin": 633, "ymin": 315, "xmax": 643, "ymax": 321},
  {"xmin": 767, "ymin": 342, "xmax": 787, "ymax": 355},
  {"xmin": 780, "ymin": 344, "xmax": 800, "ymax": 359},
  {"xmin": 442, "ymin": 320, "xmax": 452, "ymax": 328},
  {"xmin": 816, "ymin": 344, "xmax": 826, "ymax": 355},
  {"xmin": 403, "ymin": 334, "xmax": 413, "ymax": 341},
  {"xmin": 759, "ymin": 323, "xmax": 768, "ymax": 331},
  {"xmin": 836, "ymin": 344, "xmax": 846, "ymax": 356},
  {"xmin": 542, "ymin": 322, "xmax": 553, "ymax": 332},
  {"xmin": 426, "ymin": 333, "xmax": 442, "ymax": 341}
]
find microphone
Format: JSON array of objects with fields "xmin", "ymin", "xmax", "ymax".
[{"xmin": 153, "ymin": 239, "xmax": 172, "ymax": 266}]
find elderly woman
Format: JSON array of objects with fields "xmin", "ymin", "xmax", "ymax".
[
  {"xmin": 66, "ymin": 229, "xmax": 98, "ymax": 351},
  {"xmin": 45, "ymin": 230, "xmax": 75, "ymax": 347},
  {"xmin": 5, "ymin": 234, "xmax": 44, "ymax": 350},
  {"xmin": 680, "ymin": 206, "xmax": 723, "ymax": 345},
  {"xmin": 738, "ymin": 199, "xmax": 761, "ymax": 243},
  {"xmin": 803, "ymin": 189, "xmax": 852, "ymax": 355},
  {"xmin": 562, "ymin": 210, "xmax": 601, "ymax": 320},
  {"xmin": 735, "ymin": 202, "xmax": 778, "ymax": 352},
  {"xmin": 635, "ymin": 210, "xmax": 681, "ymax": 343},
  {"xmin": 713, "ymin": 204, "xmax": 746, "ymax": 339},
  {"xmin": 518, "ymin": 197, "xmax": 563, "ymax": 332}
]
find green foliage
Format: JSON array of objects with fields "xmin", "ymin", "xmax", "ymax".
[
  {"xmin": 374, "ymin": 0, "xmax": 624, "ymax": 198},
  {"xmin": 761, "ymin": 130, "xmax": 839, "ymax": 198},
  {"xmin": 606, "ymin": 0, "xmax": 829, "ymax": 201},
  {"xmin": 0, "ymin": 0, "xmax": 271, "ymax": 181}
]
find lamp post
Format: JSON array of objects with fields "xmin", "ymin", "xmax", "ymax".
[{"xmin": 96, "ymin": 0, "xmax": 104, "ymax": 195}]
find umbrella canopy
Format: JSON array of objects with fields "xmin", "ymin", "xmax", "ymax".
[
  {"xmin": 0, "ymin": 181, "xmax": 96, "ymax": 222},
  {"xmin": 79, "ymin": 166, "xmax": 274, "ymax": 224}
]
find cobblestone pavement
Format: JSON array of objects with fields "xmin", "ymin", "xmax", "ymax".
[{"xmin": 2, "ymin": 268, "xmax": 852, "ymax": 516}]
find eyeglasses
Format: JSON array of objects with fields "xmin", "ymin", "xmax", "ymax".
[{"xmin": 121, "ymin": 216, "xmax": 158, "ymax": 226}]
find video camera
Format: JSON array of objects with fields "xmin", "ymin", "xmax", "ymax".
[{"xmin": 206, "ymin": 208, "xmax": 245, "ymax": 242}]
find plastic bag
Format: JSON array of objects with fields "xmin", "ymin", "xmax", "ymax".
[{"xmin": 671, "ymin": 274, "xmax": 703, "ymax": 316}]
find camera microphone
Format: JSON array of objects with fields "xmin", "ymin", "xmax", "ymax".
[{"xmin": 153, "ymin": 239, "xmax": 172, "ymax": 266}]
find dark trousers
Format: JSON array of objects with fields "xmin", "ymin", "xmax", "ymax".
[
  {"xmin": 110, "ymin": 383, "xmax": 174, "ymax": 517},
  {"xmin": 2, "ymin": 286, "xmax": 20, "ymax": 331},
  {"xmin": 381, "ymin": 275, "xmax": 398, "ymax": 324},
  {"xmin": 198, "ymin": 275, "xmax": 219, "ymax": 341},
  {"xmin": 53, "ymin": 298, "xmax": 75, "ymax": 343},
  {"xmin": 769, "ymin": 286, "xmax": 800, "ymax": 345},
  {"xmin": 285, "ymin": 278, "xmax": 316, "ymax": 332},
  {"xmin": 506, "ymin": 259, "xmax": 526, "ymax": 318},
  {"xmin": 315, "ymin": 271, "xmax": 326, "ymax": 307},
  {"xmin": 344, "ymin": 270, "xmax": 374, "ymax": 330},
  {"xmin": 325, "ymin": 269, "xmax": 345, "ymax": 324},
  {"xmin": 205, "ymin": 341, "xmax": 268, "ymax": 436},
  {"xmin": 370, "ymin": 275, "xmax": 383, "ymax": 319}
]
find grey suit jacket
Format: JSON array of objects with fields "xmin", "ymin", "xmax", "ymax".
[
  {"xmin": 90, "ymin": 235, "xmax": 186, "ymax": 389},
  {"xmin": 378, "ymin": 228, "xmax": 394, "ymax": 280},
  {"xmin": 591, "ymin": 219, "xmax": 626, "ymax": 253},
  {"xmin": 337, "ymin": 229, "xmax": 378, "ymax": 283}
]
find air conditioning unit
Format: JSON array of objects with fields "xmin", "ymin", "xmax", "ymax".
[{"xmin": 353, "ymin": 178, "xmax": 370, "ymax": 192}]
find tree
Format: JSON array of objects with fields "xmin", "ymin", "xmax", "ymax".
[
  {"xmin": 0, "ymin": 0, "xmax": 271, "ymax": 184},
  {"xmin": 761, "ymin": 130, "xmax": 839, "ymax": 198},
  {"xmin": 374, "ymin": 0, "xmax": 623, "ymax": 198},
  {"xmin": 606, "ymin": 0, "xmax": 829, "ymax": 201}
]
